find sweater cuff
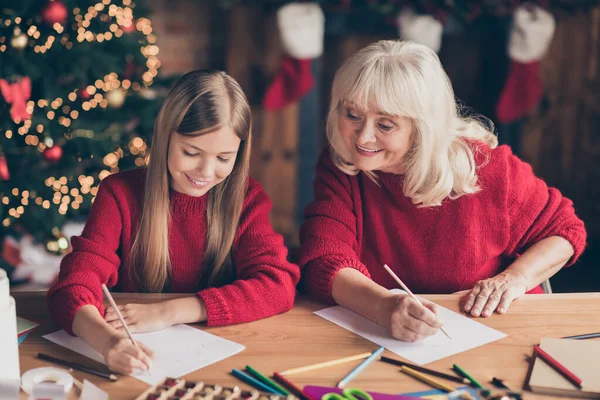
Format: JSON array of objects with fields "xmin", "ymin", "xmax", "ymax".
[
  {"xmin": 559, "ymin": 227, "xmax": 587, "ymax": 267},
  {"xmin": 48, "ymin": 288, "xmax": 103, "ymax": 335},
  {"xmin": 305, "ymin": 256, "xmax": 371, "ymax": 304},
  {"xmin": 197, "ymin": 288, "xmax": 232, "ymax": 326}
]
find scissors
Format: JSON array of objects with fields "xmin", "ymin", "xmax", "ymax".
[{"xmin": 321, "ymin": 388, "xmax": 373, "ymax": 400}]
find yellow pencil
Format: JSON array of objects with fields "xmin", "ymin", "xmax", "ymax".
[
  {"xmin": 279, "ymin": 353, "xmax": 372, "ymax": 376},
  {"xmin": 383, "ymin": 264, "xmax": 451, "ymax": 339},
  {"xmin": 400, "ymin": 366, "xmax": 456, "ymax": 392}
]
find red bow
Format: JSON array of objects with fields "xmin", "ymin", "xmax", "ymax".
[{"xmin": 0, "ymin": 77, "xmax": 32, "ymax": 122}]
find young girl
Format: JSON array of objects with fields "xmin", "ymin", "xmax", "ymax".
[
  {"xmin": 48, "ymin": 70, "xmax": 300, "ymax": 374},
  {"xmin": 298, "ymin": 40, "xmax": 586, "ymax": 342}
]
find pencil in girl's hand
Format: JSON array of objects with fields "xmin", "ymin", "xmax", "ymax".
[
  {"xmin": 383, "ymin": 264, "xmax": 451, "ymax": 339},
  {"xmin": 101, "ymin": 284, "xmax": 137, "ymax": 348},
  {"xmin": 102, "ymin": 284, "xmax": 152, "ymax": 374}
]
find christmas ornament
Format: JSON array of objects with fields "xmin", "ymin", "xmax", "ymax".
[
  {"xmin": 10, "ymin": 28, "xmax": 28, "ymax": 50},
  {"xmin": 0, "ymin": 76, "xmax": 32, "ymax": 122},
  {"xmin": 263, "ymin": 2, "xmax": 324, "ymax": 110},
  {"xmin": 78, "ymin": 87, "xmax": 92, "ymax": 100},
  {"xmin": 106, "ymin": 89, "xmax": 126, "ymax": 108},
  {"xmin": 45, "ymin": 228, "xmax": 69, "ymax": 255},
  {"xmin": 496, "ymin": 4, "xmax": 555, "ymax": 123},
  {"xmin": 397, "ymin": 8, "xmax": 444, "ymax": 53},
  {"xmin": 121, "ymin": 19, "xmax": 136, "ymax": 33},
  {"xmin": 42, "ymin": 0, "xmax": 68, "ymax": 26},
  {"xmin": 43, "ymin": 145, "xmax": 63, "ymax": 162},
  {"xmin": 0, "ymin": 155, "xmax": 9, "ymax": 181}
]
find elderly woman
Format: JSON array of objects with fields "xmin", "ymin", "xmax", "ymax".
[{"xmin": 298, "ymin": 40, "xmax": 586, "ymax": 342}]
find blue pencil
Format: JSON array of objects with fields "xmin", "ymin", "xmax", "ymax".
[
  {"xmin": 231, "ymin": 369, "xmax": 286, "ymax": 395},
  {"xmin": 337, "ymin": 346, "xmax": 385, "ymax": 388}
]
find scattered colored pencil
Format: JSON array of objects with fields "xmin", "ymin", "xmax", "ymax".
[
  {"xmin": 37, "ymin": 353, "xmax": 117, "ymax": 382},
  {"xmin": 533, "ymin": 345, "xmax": 584, "ymax": 388},
  {"xmin": 491, "ymin": 377, "xmax": 509, "ymax": 389},
  {"xmin": 383, "ymin": 264, "xmax": 451, "ymax": 339},
  {"xmin": 379, "ymin": 356, "xmax": 470, "ymax": 384},
  {"xmin": 273, "ymin": 372, "xmax": 314, "ymax": 400},
  {"xmin": 400, "ymin": 366, "xmax": 456, "ymax": 393},
  {"xmin": 231, "ymin": 369, "xmax": 284, "ymax": 395},
  {"xmin": 337, "ymin": 347, "xmax": 385, "ymax": 388},
  {"xmin": 279, "ymin": 352, "xmax": 372, "ymax": 376},
  {"xmin": 245, "ymin": 366, "xmax": 289, "ymax": 395},
  {"xmin": 453, "ymin": 364, "xmax": 483, "ymax": 388},
  {"xmin": 562, "ymin": 332, "xmax": 600, "ymax": 340}
]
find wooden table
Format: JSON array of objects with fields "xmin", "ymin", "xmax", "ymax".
[{"xmin": 13, "ymin": 292, "xmax": 600, "ymax": 400}]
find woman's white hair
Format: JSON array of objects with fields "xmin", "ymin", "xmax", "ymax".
[{"xmin": 326, "ymin": 39, "xmax": 498, "ymax": 207}]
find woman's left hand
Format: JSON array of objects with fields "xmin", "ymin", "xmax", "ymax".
[
  {"xmin": 460, "ymin": 271, "xmax": 528, "ymax": 317},
  {"xmin": 104, "ymin": 302, "xmax": 173, "ymax": 333}
]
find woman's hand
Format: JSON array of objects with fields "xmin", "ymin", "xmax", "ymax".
[
  {"xmin": 104, "ymin": 302, "xmax": 173, "ymax": 333},
  {"xmin": 378, "ymin": 293, "xmax": 443, "ymax": 342},
  {"xmin": 463, "ymin": 270, "xmax": 528, "ymax": 317},
  {"xmin": 101, "ymin": 334, "xmax": 155, "ymax": 374}
]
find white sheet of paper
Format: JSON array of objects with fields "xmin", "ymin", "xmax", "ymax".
[
  {"xmin": 314, "ymin": 289, "xmax": 507, "ymax": 365},
  {"xmin": 80, "ymin": 379, "xmax": 109, "ymax": 400},
  {"xmin": 43, "ymin": 324, "xmax": 245, "ymax": 385}
]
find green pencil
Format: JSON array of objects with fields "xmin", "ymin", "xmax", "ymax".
[
  {"xmin": 452, "ymin": 364, "xmax": 483, "ymax": 389},
  {"xmin": 245, "ymin": 366, "xmax": 289, "ymax": 395}
]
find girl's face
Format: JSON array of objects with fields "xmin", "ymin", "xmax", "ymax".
[
  {"xmin": 337, "ymin": 102, "xmax": 413, "ymax": 174},
  {"xmin": 168, "ymin": 127, "xmax": 241, "ymax": 197}
]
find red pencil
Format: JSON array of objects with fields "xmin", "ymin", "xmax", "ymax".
[
  {"xmin": 272, "ymin": 372, "xmax": 314, "ymax": 400},
  {"xmin": 533, "ymin": 345, "xmax": 584, "ymax": 388}
]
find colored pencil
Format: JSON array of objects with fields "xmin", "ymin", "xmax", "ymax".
[
  {"xmin": 379, "ymin": 356, "xmax": 470, "ymax": 384},
  {"xmin": 452, "ymin": 364, "xmax": 483, "ymax": 388},
  {"xmin": 273, "ymin": 372, "xmax": 314, "ymax": 400},
  {"xmin": 383, "ymin": 264, "xmax": 451, "ymax": 339},
  {"xmin": 337, "ymin": 347, "xmax": 385, "ymax": 388},
  {"xmin": 400, "ymin": 366, "xmax": 456, "ymax": 393},
  {"xmin": 37, "ymin": 353, "xmax": 117, "ymax": 382},
  {"xmin": 101, "ymin": 284, "xmax": 138, "ymax": 349},
  {"xmin": 562, "ymin": 332, "xmax": 600, "ymax": 340},
  {"xmin": 231, "ymin": 369, "xmax": 283, "ymax": 395},
  {"xmin": 533, "ymin": 345, "xmax": 584, "ymax": 388},
  {"xmin": 245, "ymin": 366, "xmax": 289, "ymax": 395},
  {"xmin": 491, "ymin": 377, "xmax": 509, "ymax": 389},
  {"xmin": 279, "ymin": 352, "xmax": 372, "ymax": 376}
]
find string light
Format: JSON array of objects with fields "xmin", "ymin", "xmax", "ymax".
[{"xmin": 2, "ymin": 0, "xmax": 159, "ymax": 223}]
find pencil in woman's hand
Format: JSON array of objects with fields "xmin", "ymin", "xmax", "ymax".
[{"xmin": 383, "ymin": 264, "xmax": 452, "ymax": 339}]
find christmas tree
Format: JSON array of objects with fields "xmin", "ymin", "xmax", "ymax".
[{"xmin": 0, "ymin": 0, "xmax": 163, "ymax": 258}]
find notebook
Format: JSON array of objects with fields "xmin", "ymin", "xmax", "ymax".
[{"xmin": 528, "ymin": 338, "xmax": 600, "ymax": 398}]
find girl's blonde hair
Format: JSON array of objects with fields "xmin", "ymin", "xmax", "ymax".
[
  {"xmin": 129, "ymin": 70, "xmax": 251, "ymax": 292},
  {"xmin": 327, "ymin": 39, "xmax": 498, "ymax": 206}
]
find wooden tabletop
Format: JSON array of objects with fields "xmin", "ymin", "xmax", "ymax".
[{"xmin": 12, "ymin": 291, "xmax": 600, "ymax": 400}]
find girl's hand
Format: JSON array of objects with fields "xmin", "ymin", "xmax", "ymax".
[
  {"xmin": 378, "ymin": 293, "xmax": 443, "ymax": 342},
  {"xmin": 101, "ymin": 334, "xmax": 155, "ymax": 374},
  {"xmin": 463, "ymin": 271, "xmax": 528, "ymax": 317},
  {"xmin": 104, "ymin": 302, "xmax": 173, "ymax": 333}
]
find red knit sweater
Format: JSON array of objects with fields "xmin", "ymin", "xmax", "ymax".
[
  {"xmin": 48, "ymin": 169, "xmax": 300, "ymax": 334},
  {"xmin": 299, "ymin": 144, "xmax": 587, "ymax": 303}
]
